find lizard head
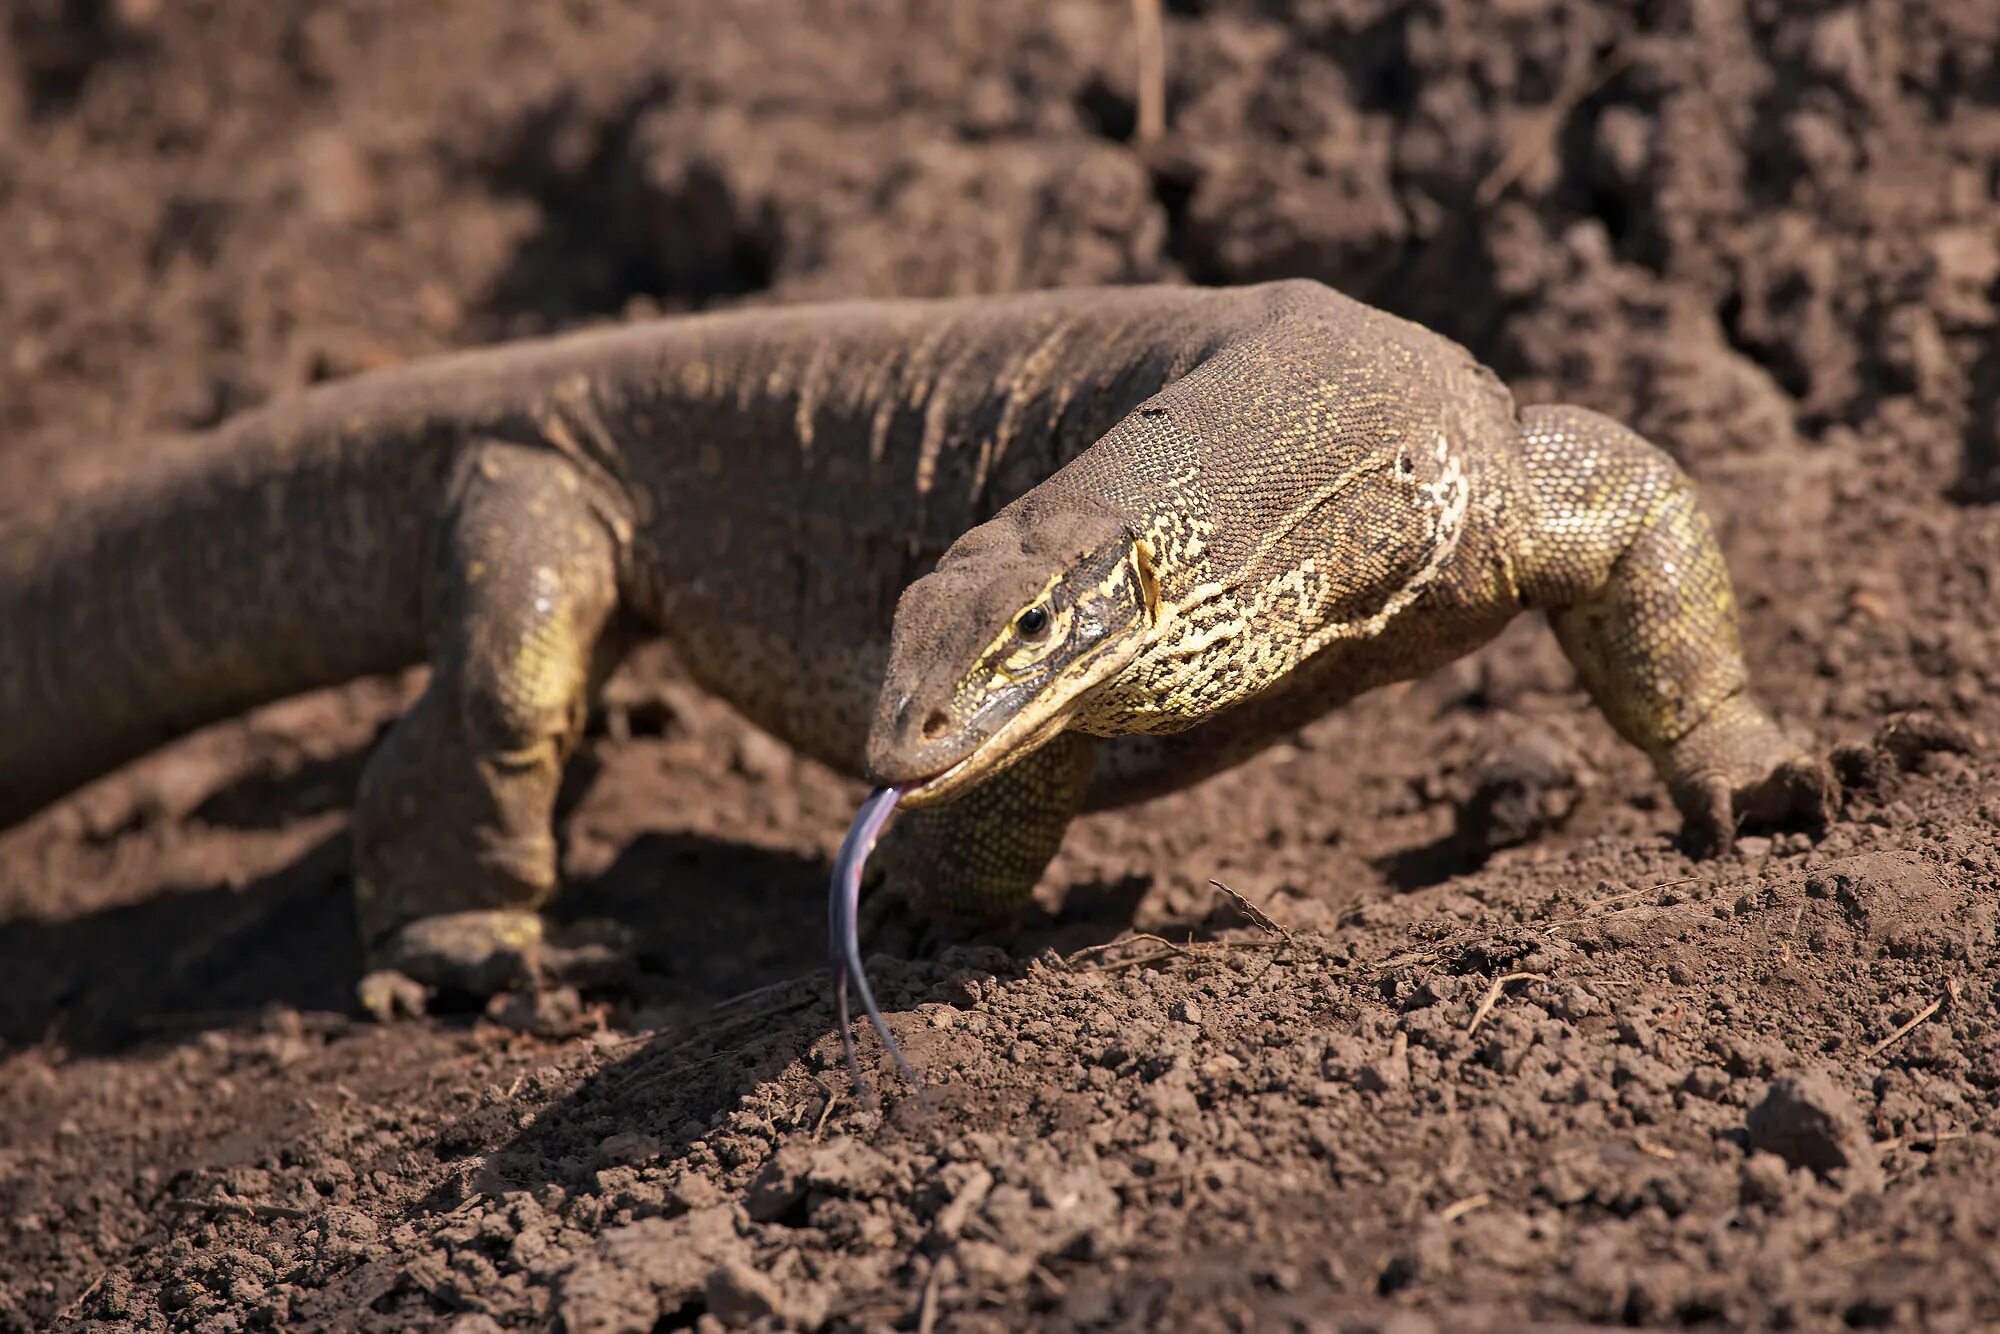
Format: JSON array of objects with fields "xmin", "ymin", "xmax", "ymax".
[{"xmin": 865, "ymin": 498, "xmax": 1160, "ymax": 807}]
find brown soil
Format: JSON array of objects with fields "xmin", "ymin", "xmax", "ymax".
[{"xmin": 3, "ymin": 1, "xmax": 1998, "ymax": 1330}]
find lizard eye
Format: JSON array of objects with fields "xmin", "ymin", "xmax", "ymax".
[{"xmin": 1014, "ymin": 605, "xmax": 1051, "ymax": 640}]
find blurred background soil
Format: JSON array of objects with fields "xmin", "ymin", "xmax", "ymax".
[{"xmin": 1, "ymin": 0, "xmax": 1997, "ymax": 1329}]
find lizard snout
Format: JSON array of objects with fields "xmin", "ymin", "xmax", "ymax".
[{"xmin": 863, "ymin": 686, "xmax": 985, "ymax": 789}]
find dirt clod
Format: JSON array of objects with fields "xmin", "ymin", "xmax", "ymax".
[
  {"xmin": 702, "ymin": 1260, "xmax": 783, "ymax": 1325},
  {"xmin": 1454, "ymin": 730, "xmax": 1588, "ymax": 853},
  {"xmin": 1746, "ymin": 1069, "xmax": 1880, "ymax": 1186}
]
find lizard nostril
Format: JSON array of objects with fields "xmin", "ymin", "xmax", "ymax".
[{"xmin": 920, "ymin": 709, "xmax": 951, "ymax": 740}]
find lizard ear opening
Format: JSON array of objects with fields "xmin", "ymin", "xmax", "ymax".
[{"xmin": 1133, "ymin": 537, "xmax": 1162, "ymax": 627}]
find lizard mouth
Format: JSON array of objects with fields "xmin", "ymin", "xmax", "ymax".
[
  {"xmin": 898, "ymin": 709, "xmax": 1076, "ymax": 808},
  {"xmin": 894, "ymin": 634, "xmax": 1136, "ymax": 809}
]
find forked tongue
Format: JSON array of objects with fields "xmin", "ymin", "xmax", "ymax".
[{"xmin": 828, "ymin": 785, "xmax": 923, "ymax": 1100}]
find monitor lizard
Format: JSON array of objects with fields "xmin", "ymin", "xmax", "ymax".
[{"xmin": 0, "ymin": 280, "xmax": 1834, "ymax": 1003}]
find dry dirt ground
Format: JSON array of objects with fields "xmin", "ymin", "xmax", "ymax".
[{"xmin": 2, "ymin": 1, "xmax": 1999, "ymax": 1330}]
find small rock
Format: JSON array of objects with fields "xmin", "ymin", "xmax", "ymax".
[
  {"xmin": 731, "ymin": 729, "xmax": 792, "ymax": 782},
  {"xmin": 671, "ymin": 1174, "xmax": 723, "ymax": 1212},
  {"xmin": 745, "ymin": 1138, "xmax": 893, "ymax": 1223},
  {"xmin": 703, "ymin": 1262, "xmax": 782, "ymax": 1326},
  {"xmin": 1406, "ymin": 975, "xmax": 1460, "ymax": 1009},
  {"xmin": 1804, "ymin": 852, "xmax": 1968, "ymax": 960},
  {"xmin": 597, "ymin": 1132, "xmax": 661, "ymax": 1168},
  {"xmin": 299, "ymin": 129, "xmax": 379, "ymax": 225},
  {"xmin": 744, "ymin": 1155, "xmax": 807, "ymax": 1224},
  {"xmin": 1356, "ymin": 1034, "xmax": 1410, "ymax": 1093},
  {"xmin": 1681, "ymin": 1064, "xmax": 1731, "ymax": 1101},
  {"xmin": 443, "ymin": 1316, "xmax": 506, "ymax": 1334},
  {"xmin": 1738, "ymin": 1150, "xmax": 1795, "ymax": 1208},
  {"xmin": 1716, "ymin": 1033, "xmax": 1793, "ymax": 1078},
  {"xmin": 1170, "ymin": 998, "xmax": 1203, "ymax": 1026},
  {"xmin": 1836, "ymin": 712, "xmax": 1982, "ymax": 791},
  {"xmin": 1746, "ymin": 1069, "xmax": 1880, "ymax": 1185},
  {"xmin": 956, "ymin": 1238, "xmax": 1036, "ymax": 1287},
  {"xmin": 1830, "ymin": 739, "xmax": 1890, "ymax": 792},
  {"xmin": 559, "ymin": 1208, "xmax": 747, "ymax": 1332}
]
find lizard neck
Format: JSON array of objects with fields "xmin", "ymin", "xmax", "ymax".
[{"xmin": 0, "ymin": 415, "xmax": 447, "ymax": 826}]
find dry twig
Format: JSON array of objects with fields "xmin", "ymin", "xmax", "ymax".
[
  {"xmin": 1372, "ymin": 876, "xmax": 1711, "ymax": 980},
  {"xmin": 1068, "ymin": 932, "xmax": 1191, "ymax": 965},
  {"xmin": 1466, "ymin": 972, "xmax": 1546, "ymax": 1035},
  {"xmin": 1131, "ymin": 0, "xmax": 1166, "ymax": 143},
  {"xmin": 1212, "ymin": 879, "xmax": 1300, "ymax": 989},
  {"xmin": 1475, "ymin": 41, "xmax": 1634, "ymax": 205},
  {"xmin": 812, "ymin": 1085, "xmax": 843, "ymax": 1141},
  {"xmin": 57, "ymin": 1270, "xmax": 109, "ymax": 1322},
  {"xmin": 1209, "ymin": 879, "xmax": 1292, "ymax": 938},
  {"xmin": 1437, "ymin": 1192, "xmax": 1492, "ymax": 1223},
  {"xmin": 711, "ymin": 973, "xmax": 813, "ymax": 1012},
  {"xmin": 916, "ymin": 1257, "xmax": 945, "ymax": 1334},
  {"xmin": 1863, "ymin": 995, "xmax": 1945, "ymax": 1060},
  {"xmin": 169, "ymin": 1197, "xmax": 314, "ymax": 1222},
  {"xmin": 1877, "ymin": 1130, "xmax": 1969, "ymax": 1153}
]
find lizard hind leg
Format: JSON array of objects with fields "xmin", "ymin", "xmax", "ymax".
[
  {"xmin": 873, "ymin": 730, "xmax": 1094, "ymax": 925},
  {"xmin": 1516, "ymin": 405, "xmax": 1836, "ymax": 856},
  {"xmin": 353, "ymin": 440, "xmax": 628, "ymax": 1001}
]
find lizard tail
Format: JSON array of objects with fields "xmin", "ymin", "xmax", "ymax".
[{"xmin": 0, "ymin": 414, "xmax": 449, "ymax": 828}]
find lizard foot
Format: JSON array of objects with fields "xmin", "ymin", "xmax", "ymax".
[
  {"xmin": 359, "ymin": 909, "xmax": 542, "ymax": 1019},
  {"xmin": 357, "ymin": 910, "xmax": 637, "ymax": 1020},
  {"xmin": 1667, "ymin": 699, "xmax": 1839, "ymax": 859}
]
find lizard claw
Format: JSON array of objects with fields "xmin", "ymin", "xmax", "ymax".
[
  {"xmin": 356, "ymin": 909, "xmax": 638, "ymax": 1019},
  {"xmin": 359, "ymin": 909, "xmax": 543, "ymax": 1018},
  {"xmin": 1664, "ymin": 704, "xmax": 1832, "ymax": 860}
]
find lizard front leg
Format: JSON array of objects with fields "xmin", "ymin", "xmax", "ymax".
[
  {"xmin": 353, "ymin": 440, "xmax": 628, "ymax": 1001},
  {"xmin": 875, "ymin": 730, "xmax": 1094, "ymax": 923},
  {"xmin": 1516, "ymin": 405, "xmax": 1836, "ymax": 854}
]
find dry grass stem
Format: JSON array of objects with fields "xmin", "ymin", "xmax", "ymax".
[
  {"xmin": 1131, "ymin": 0, "xmax": 1166, "ymax": 143},
  {"xmin": 711, "ymin": 973, "xmax": 813, "ymax": 1012},
  {"xmin": 169, "ymin": 1197, "xmax": 314, "ymax": 1222},
  {"xmin": 916, "ymin": 1257, "xmax": 944, "ymax": 1334},
  {"xmin": 1438, "ymin": 1192, "xmax": 1492, "ymax": 1223},
  {"xmin": 1209, "ymin": 878, "xmax": 1292, "ymax": 938},
  {"xmin": 1863, "ymin": 995, "xmax": 1945, "ymax": 1059},
  {"xmin": 1877, "ymin": 1130, "xmax": 1968, "ymax": 1153},
  {"xmin": 1068, "ymin": 932, "xmax": 1191, "ymax": 965},
  {"xmin": 1476, "ymin": 41, "xmax": 1633, "ymax": 204},
  {"xmin": 812, "ymin": 1086, "xmax": 842, "ymax": 1141},
  {"xmin": 1467, "ymin": 972, "xmax": 1546, "ymax": 1034}
]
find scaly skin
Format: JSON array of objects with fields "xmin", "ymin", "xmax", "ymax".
[{"xmin": 0, "ymin": 281, "xmax": 1832, "ymax": 988}]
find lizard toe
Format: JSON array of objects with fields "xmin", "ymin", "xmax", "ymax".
[
  {"xmin": 363, "ymin": 908, "xmax": 545, "ymax": 1009},
  {"xmin": 1748, "ymin": 753, "xmax": 1839, "ymax": 831},
  {"xmin": 1673, "ymin": 751, "xmax": 1838, "ymax": 860},
  {"xmin": 1674, "ymin": 774, "xmax": 1739, "ymax": 860},
  {"xmin": 1663, "ymin": 696, "xmax": 1838, "ymax": 860},
  {"xmin": 539, "ymin": 916, "xmax": 642, "ymax": 990}
]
